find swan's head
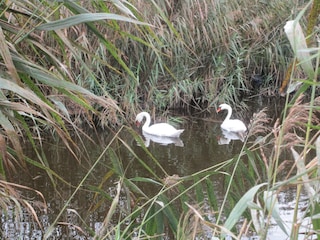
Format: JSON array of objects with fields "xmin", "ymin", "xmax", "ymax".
[
  {"xmin": 135, "ymin": 112, "xmax": 148, "ymax": 127},
  {"xmin": 217, "ymin": 103, "xmax": 231, "ymax": 113}
]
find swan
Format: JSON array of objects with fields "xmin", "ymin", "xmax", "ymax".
[
  {"xmin": 217, "ymin": 103, "xmax": 247, "ymax": 134},
  {"xmin": 135, "ymin": 112, "xmax": 184, "ymax": 138}
]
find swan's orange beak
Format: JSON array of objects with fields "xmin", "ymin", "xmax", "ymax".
[
  {"xmin": 135, "ymin": 121, "xmax": 141, "ymax": 127},
  {"xmin": 216, "ymin": 107, "xmax": 221, "ymax": 113}
]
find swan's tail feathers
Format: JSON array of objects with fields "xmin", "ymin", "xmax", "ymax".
[{"xmin": 173, "ymin": 129, "xmax": 184, "ymax": 138}]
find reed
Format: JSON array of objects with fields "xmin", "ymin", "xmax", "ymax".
[
  {"xmin": 0, "ymin": 0, "xmax": 297, "ymax": 181},
  {"xmin": 211, "ymin": 2, "xmax": 320, "ymax": 238},
  {"xmin": 1, "ymin": 0, "xmax": 300, "ymax": 124}
]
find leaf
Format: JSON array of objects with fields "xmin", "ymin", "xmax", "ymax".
[
  {"xmin": 0, "ymin": 26, "xmax": 20, "ymax": 85},
  {"xmin": 284, "ymin": 19, "xmax": 314, "ymax": 78},
  {"xmin": 194, "ymin": 176, "xmax": 204, "ymax": 203},
  {"xmin": 158, "ymin": 194, "xmax": 179, "ymax": 232},
  {"xmin": 291, "ymin": 147, "xmax": 315, "ymax": 198},
  {"xmin": 316, "ymin": 136, "xmax": 320, "ymax": 191},
  {"xmin": 97, "ymin": 181, "xmax": 122, "ymax": 237},
  {"xmin": 310, "ymin": 136, "xmax": 320, "ymax": 238},
  {"xmin": 0, "ymin": 105, "xmax": 24, "ymax": 162},
  {"xmin": 250, "ymin": 199, "xmax": 265, "ymax": 235},
  {"xmin": 12, "ymin": 56, "xmax": 120, "ymax": 111},
  {"xmin": 144, "ymin": 202, "xmax": 164, "ymax": 236},
  {"xmin": 264, "ymin": 191, "xmax": 289, "ymax": 236},
  {"xmin": 108, "ymin": 148, "xmax": 124, "ymax": 176},
  {"xmin": 205, "ymin": 178, "xmax": 218, "ymax": 210},
  {"xmin": 0, "ymin": 78, "xmax": 56, "ymax": 112},
  {"xmin": 223, "ymin": 183, "xmax": 267, "ymax": 232},
  {"xmin": 37, "ymin": 13, "xmax": 151, "ymax": 31},
  {"xmin": 112, "ymin": 0, "xmax": 137, "ymax": 19}
]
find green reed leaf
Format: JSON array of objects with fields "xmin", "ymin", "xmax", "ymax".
[
  {"xmin": 264, "ymin": 191, "xmax": 289, "ymax": 236},
  {"xmin": 37, "ymin": 13, "xmax": 151, "ymax": 31},
  {"xmin": 205, "ymin": 178, "xmax": 218, "ymax": 210},
  {"xmin": 223, "ymin": 183, "xmax": 266, "ymax": 233},
  {"xmin": 158, "ymin": 194, "xmax": 179, "ymax": 233},
  {"xmin": 194, "ymin": 175, "xmax": 204, "ymax": 203}
]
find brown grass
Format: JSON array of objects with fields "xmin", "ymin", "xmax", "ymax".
[
  {"xmin": 274, "ymin": 95, "xmax": 320, "ymax": 148},
  {"xmin": 247, "ymin": 107, "xmax": 271, "ymax": 137}
]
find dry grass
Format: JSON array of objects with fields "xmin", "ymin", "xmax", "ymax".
[
  {"xmin": 2, "ymin": 0, "xmax": 303, "ymax": 119},
  {"xmin": 247, "ymin": 107, "xmax": 271, "ymax": 137},
  {"xmin": 273, "ymin": 95, "xmax": 320, "ymax": 148},
  {"xmin": 0, "ymin": 180, "xmax": 46, "ymax": 230}
]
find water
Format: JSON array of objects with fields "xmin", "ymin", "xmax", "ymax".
[{"xmin": 1, "ymin": 97, "xmax": 312, "ymax": 239}]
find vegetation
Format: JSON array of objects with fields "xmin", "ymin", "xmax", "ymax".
[{"xmin": 0, "ymin": 0, "xmax": 319, "ymax": 239}]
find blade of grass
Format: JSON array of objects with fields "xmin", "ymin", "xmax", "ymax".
[
  {"xmin": 223, "ymin": 183, "xmax": 267, "ymax": 234},
  {"xmin": 264, "ymin": 190, "xmax": 289, "ymax": 236},
  {"xmin": 37, "ymin": 13, "xmax": 150, "ymax": 31}
]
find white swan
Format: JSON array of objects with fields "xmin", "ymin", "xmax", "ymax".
[
  {"xmin": 135, "ymin": 112, "xmax": 184, "ymax": 138},
  {"xmin": 217, "ymin": 104, "xmax": 247, "ymax": 134}
]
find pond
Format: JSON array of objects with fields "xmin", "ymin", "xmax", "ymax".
[{"xmin": 1, "ymin": 96, "xmax": 313, "ymax": 239}]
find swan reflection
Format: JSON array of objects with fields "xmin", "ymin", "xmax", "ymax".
[
  {"xmin": 217, "ymin": 129, "xmax": 245, "ymax": 145},
  {"xmin": 141, "ymin": 132, "xmax": 184, "ymax": 147}
]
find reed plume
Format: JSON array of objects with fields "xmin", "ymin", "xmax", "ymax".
[
  {"xmin": 247, "ymin": 107, "xmax": 271, "ymax": 137},
  {"xmin": 276, "ymin": 95, "xmax": 320, "ymax": 148}
]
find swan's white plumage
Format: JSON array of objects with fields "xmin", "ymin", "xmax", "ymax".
[
  {"xmin": 135, "ymin": 112, "xmax": 184, "ymax": 138},
  {"xmin": 217, "ymin": 104, "xmax": 247, "ymax": 133}
]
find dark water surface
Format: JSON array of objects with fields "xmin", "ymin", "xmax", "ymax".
[{"xmin": 1, "ymin": 97, "xmax": 310, "ymax": 239}]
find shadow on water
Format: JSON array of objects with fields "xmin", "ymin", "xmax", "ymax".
[{"xmin": 1, "ymin": 96, "xmax": 308, "ymax": 239}]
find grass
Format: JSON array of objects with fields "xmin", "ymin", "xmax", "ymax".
[
  {"xmin": 0, "ymin": 0, "xmax": 299, "ymax": 125},
  {"xmin": 0, "ymin": 0, "xmax": 319, "ymax": 239}
]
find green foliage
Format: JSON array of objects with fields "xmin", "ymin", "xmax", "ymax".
[{"xmin": 1, "ymin": 0, "xmax": 299, "ymax": 124}]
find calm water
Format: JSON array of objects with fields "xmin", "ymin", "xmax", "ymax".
[{"xmin": 1, "ymin": 97, "xmax": 311, "ymax": 239}]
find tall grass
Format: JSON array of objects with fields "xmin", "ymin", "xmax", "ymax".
[
  {"xmin": 0, "ymin": 0, "xmax": 299, "ymax": 179},
  {"xmin": 1, "ymin": 0, "xmax": 300, "ymax": 123},
  {"xmin": 132, "ymin": 0, "xmax": 297, "ymax": 109},
  {"xmin": 214, "ymin": 3, "xmax": 320, "ymax": 239},
  {"xmin": 84, "ymin": 1, "xmax": 319, "ymax": 239},
  {"xmin": 0, "ymin": 0, "xmax": 140, "ymax": 232}
]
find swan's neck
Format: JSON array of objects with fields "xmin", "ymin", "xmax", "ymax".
[
  {"xmin": 142, "ymin": 112, "xmax": 151, "ymax": 130},
  {"xmin": 223, "ymin": 106, "xmax": 232, "ymax": 123}
]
